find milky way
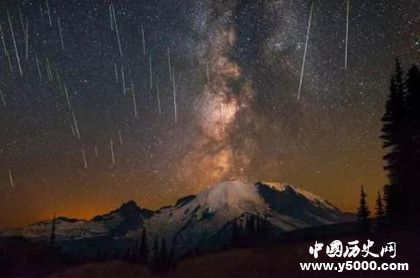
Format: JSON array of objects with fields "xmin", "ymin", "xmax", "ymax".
[
  {"xmin": 179, "ymin": 1, "xmax": 255, "ymax": 186},
  {"xmin": 0, "ymin": 0, "xmax": 419, "ymax": 228}
]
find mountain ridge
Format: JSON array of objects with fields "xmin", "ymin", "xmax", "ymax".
[{"xmin": 0, "ymin": 180, "xmax": 353, "ymax": 256}]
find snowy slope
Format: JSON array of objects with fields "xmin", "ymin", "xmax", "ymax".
[
  {"xmin": 144, "ymin": 180, "xmax": 267, "ymax": 255},
  {"xmin": 143, "ymin": 180, "xmax": 346, "ymax": 256},
  {"xmin": 1, "ymin": 201, "xmax": 153, "ymax": 241}
]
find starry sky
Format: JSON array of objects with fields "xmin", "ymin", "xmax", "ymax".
[{"xmin": 0, "ymin": 0, "xmax": 419, "ymax": 229}]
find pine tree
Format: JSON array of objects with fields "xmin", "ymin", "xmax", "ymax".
[
  {"xmin": 169, "ymin": 245, "xmax": 176, "ymax": 270},
  {"xmin": 259, "ymin": 213, "xmax": 270, "ymax": 239},
  {"xmin": 159, "ymin": 238, "xmax": 168, "ymax": 266},
  {"xmin": 139, "ymin": 228, "xmax": 148, "ymax": 263},
  {"xmin": 381, "ymin": 58, "xmax": 406, "ymax": 224},
  {"xmin": 404, "ymin": 64, "xmax": 420, "ymax": 218},
  {"xmin": 124, "ymin": 240, "xmax": 138, "ymax": 262},
  {"xmin": 231, "ymin": 219, "xmax": 240, "ymax": 248},
  {"xmin": 50, "ymin": 213, "xmax": 56, "ymax": 247},
  {"xmin": 381, "ymin": 61, "xmax": 420, "ymax": 223},
  {"xmin": 149, "ymin": 237, "xmax": 173, "ymax": 272},
  {"xmin": 375, "ymin": 190, "xmax": 384, "ymax": 218},
  {"xmin": 357, "ymin": 185, "xmax": 370, "ymax": 233},
  {"xmin": 153, "ymin": 234, "xmax": 159, "ymax": 260},
  {"xmin": 245, "ymin": 214, "xmax": 256, "ymax": 238},
  {"xmin": 375, "ymin": 190, "xmax": 385, "ymax": 227},
  {"xmin": 148, "ymin": 235, "xmax": 161, "ymax": 272}
]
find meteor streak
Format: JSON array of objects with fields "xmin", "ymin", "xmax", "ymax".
[
  {"xmin": 345, "ymin": 0, "xmax": 350, "ymax": 70},
  {"xmin": 297, "ymin": 1, "xmax": 314, "ymax": 100},
  {"xmin": 7, "ymin": 9, "xmax": 23, "ymax": 76}
]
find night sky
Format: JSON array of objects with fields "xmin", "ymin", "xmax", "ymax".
[{"xmin": 0, "ymin": 0, "xmax": 419, "ymax": 229}]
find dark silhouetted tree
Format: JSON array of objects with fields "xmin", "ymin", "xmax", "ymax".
[
  {"xmin": 148, "ymin": 237, "xmax": 175, "ymax": 272},
  {"xmin": 375, "ymin": 190, "xmax": 385, "ymax": 227},
  {"xmin": 404, "ymin": 64, "xmax": 420, "ymax": 219},
  {"xmin": 50, "ymin": 213, "xmax": 56, "ymax": 247},
  {"xmin": 124, "ymin": 239, "xmax": 140, "ymax": 262},
  {"xmin": 169, "ymin": 244, "xmax": 176, "ymax": 269},
  {"xmin": 381, "ymin": 60, "xmax": 420, "ymax": 224},
  {"xmin": 139, "ymin": 228, "xmax": 148, "ymax": 263},
  {"xmin": 159, "ymin": 239, "xmax": 169, "ymax": 265},
  {"xmin": 153, "ymin": 234, "xmax": 159, "ymax": 260},
  {"xmin": 231, "ymin": 219, "xmax": 243, "ymax": 248},
  {"xmin": 245, "ymin": 214, "xmax": 257, "ymax": 240},
  {"xmin": 375, "ymin": 190, "xmax": 384, "ymax": 218},
  {"xmin": 254, "ymin": 213, "xmax": 270, "ymax": 240},
  {"xmin": 357, "ymin": 185, "xmax": 370, "ymax": 233},
  {"xmin": 230, "ymin": 213, "xmax": 271, "ymax": 249},
  {"xmin": 381, "ymin": 58, "xmax": 406, "ymax": 224}
]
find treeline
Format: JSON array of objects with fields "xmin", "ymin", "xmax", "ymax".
[
  {"xmin": 230, "ymin": 213, "xmax": 271, "ymax": 248},
  {"xmin": 42, "ymin": 212, "xmax": 274, "ymax": 273},
  {"xmin": 49, "ymin": 221, "xmax": 176, "ymax": 273},
  {"xmin": 357, "ymin": 60, "xmax": 420, "ymax": 231},
  {"xmin": 120, "ymin": 228, "xmax": 176, "ymax": 273}
]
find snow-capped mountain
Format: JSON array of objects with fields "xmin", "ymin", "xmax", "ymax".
[
  {"xmin": 1, "ymin": 201, "xmax": 153, "ymax": 241},
  {"xmin": 144, "ymin": 180, "xmax": 346, "ymax": 256},
  {"xmin": 0, "ymin": 180, "xmax": 349, "ymax": 257}
]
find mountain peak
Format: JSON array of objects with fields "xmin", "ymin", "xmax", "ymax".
[
  {"xmin": 207, "ymin": 179, "xmax": 247, "ymax": 189},
  {"xmin": 203, "ymin": 180, "xmax": 253, "ymax": 199},
  {"xmin": 118, "ymin": 200, "xmax": 140, "ymax": 211},
  {"xmin": 116, "ymin": 200, "xmax": 154, "ymax": 218},
  {"xmin": 258, "ymin": 181, "xmax": 329, "ymax": 205},
  {"xmin": 175, "ymin": 195, "xmax": 196, "ymax": 207},
  {"xmin": 198, "ymin": 180, "xmax": 265, "ymax": 212}
]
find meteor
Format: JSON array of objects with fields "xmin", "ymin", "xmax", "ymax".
[
  {"xmin": 46, "ymin": 0, "xmax": 52, "ymax": 27},
  {"xmin": 0, "ymin": 86, "xmax": 6, "ymax": 107},
  {"xmin": 141, "ymin": 25, "xmax": 146, "ymax": 55},
  {"xmin": 121, "ymin": 65, "xmax": 126, "ymax": 95},
  {"xmin": 156, "ymin": 81, "xmax": 161, "ymax": 115},
  {"xmin": 129, "ymin": 81, "xmax": 138, "ymax": 119},
  {"xmin": 149, "ymin": 56, "xmax": 153, "ymax": 90},
  {"xmin": 71, "ymin": 108, "xmax": 81, "ymax": 140},
  {"xmin": 172, "ymin": 67, "xmax": 178, "ymax": 123},
  {"xmin": 167, "ymin": 46, "xmax": 172, "ymax": 82},
  {"xmin": 81, "ymin": 148, "xmax": 88, "ymax": 168},
  {"xmin": 0, "ymin": 24, "xmax": 13, "ymax": 74},
  {"xmin": 113, "ymin": 4, "xmax": 123, "ymax": 57},
  {"xmin": 58, "ymin": 17, "xmax": 64, "ymax": 50},
  {"xmin": 8, "ymin": 169, "xmax": 15, "ymax": 188},
  {"xmin": 35, "ymin": 54, "xmax": 42, "ymax": 81},
  {"xmin": 7, "ymin": 9, "xmax": 23, "ymax": 76},
  {"xmin": 110, "ymin": 138, "xmax": 115, "ymax": 165},
  {"xmin": 297, "ymin": 1, "xmax": 314, "ymax": 100},
  {"xmin": 345, "ymin": 0, "xmax": 350, "ymax": 70}
]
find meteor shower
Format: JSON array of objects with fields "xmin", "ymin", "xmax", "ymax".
[{"xmin": 0, "ymin": 0, "xmax": 419, "ymax": 277}]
